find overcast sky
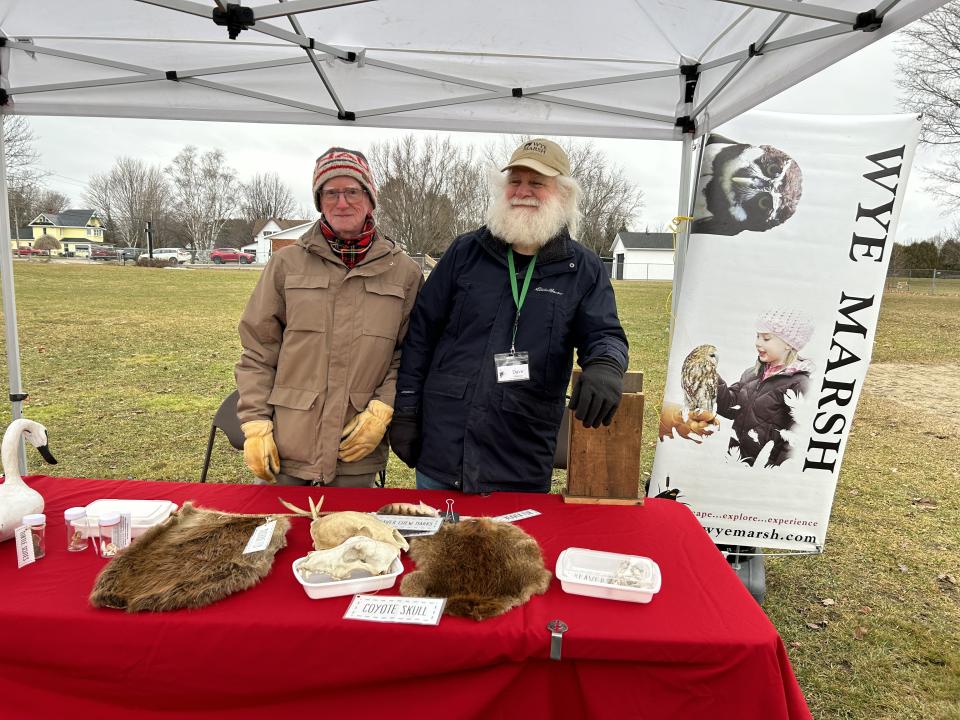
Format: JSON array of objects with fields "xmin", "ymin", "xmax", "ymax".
[{"xmin": 24, "ymin": 30, "xmax": 953, "ymax": 244}]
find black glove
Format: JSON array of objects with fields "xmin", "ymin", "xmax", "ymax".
[
  {"xmin": 388, "ymin": 408, "xmax": 422, "ymax": 468},
  {"xmin": 569, "ymin": 359, "xmax": 624, "ymax": 428}
]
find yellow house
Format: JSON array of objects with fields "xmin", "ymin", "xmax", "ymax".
[{"xmin": 10, "ymin": 209, "xmax": 104, "ymax": 256}]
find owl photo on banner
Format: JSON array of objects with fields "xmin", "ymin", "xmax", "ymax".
[
  {"xmin": 693, "ymin": 134, "xmax": 804, "ymax": 236},
  {"xmin": 673, "ymin": 308, "xmax": 817, "ymax": 470}
]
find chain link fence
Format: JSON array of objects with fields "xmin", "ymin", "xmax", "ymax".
[{"xmin": 885, "ymin": 269, "xmax": 960, "ymax": 295}]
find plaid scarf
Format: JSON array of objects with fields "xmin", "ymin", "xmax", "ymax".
[{"xmin": 319, "ymin": 215, "xmax": 377, "ymax": 269}]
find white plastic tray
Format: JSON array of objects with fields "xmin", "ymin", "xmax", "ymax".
[
  {"xmin": 292, "ymin": 556, "xmax": 404, "ymax": 600},
  {"xmin": 75, "ymin": 499, "xmax": 177, "ymax": 539},
  {"xmin": 555, "ymin": 547, "xmax": 661, "ymax": 603}
]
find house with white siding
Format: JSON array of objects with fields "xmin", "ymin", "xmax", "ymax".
[{"xmin": 609, "ymin": 231, "xmax": 674, "ymax": 280}]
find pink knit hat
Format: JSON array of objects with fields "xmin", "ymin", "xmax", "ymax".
[
  {"xmin": 756, "ymin": 308, "xmax": 814, "ymax": 351},
  {"xmin": 312, "ymin": 147, "xmax": 377, "ymax": 211}
]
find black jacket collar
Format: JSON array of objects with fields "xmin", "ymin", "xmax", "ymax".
[{"xmin": 476, "ymin": 226, "xmax": 575, "ymax": 266}]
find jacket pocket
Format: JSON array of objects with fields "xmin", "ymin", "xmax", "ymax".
[
  {"xmin": 284, "ymin": 274, "xmax": 329, "ymax": 332},
  {"xmin": 268, "ymin": 385, "xmax": 321, "ymax": 464},
  {"xmin": 501, "ymin": 390, "xmax": 565, "ymax": 426},
  {"xmin": 362, "ymin": 277, "xmax": 405, "ymax": 339},
  {"xmin": 424, "ymin": 372, "xmax": 469, "ymax": 399},
  {"xmin": 349, "ymin": 391, "xmax": 374, "ymax": 413}
]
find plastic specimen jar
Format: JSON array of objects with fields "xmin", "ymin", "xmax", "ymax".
[
  {"xmin": 22, "ymin": 513, "xmax": 47, "ymax": 559},
  {"xmin": 97, "ymin": 512, "xmax": 122, "ymax": 558},
  {"xmin": 64, "ymin": 507, "xmax": 88, "ymax": 552}
]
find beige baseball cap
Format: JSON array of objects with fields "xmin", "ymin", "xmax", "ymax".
[{"xmin": 501, "ymin": 138, "xmax": 570, "ymax": 177}]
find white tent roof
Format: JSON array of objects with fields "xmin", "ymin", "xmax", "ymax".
[{"xmin": 0, "ymin": 0, "xmax": 943, "ymax": 140}]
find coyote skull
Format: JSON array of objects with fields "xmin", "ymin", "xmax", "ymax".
[{"xmin": 298, "ymin": 536, "xmax": 401, "ymax": 581}]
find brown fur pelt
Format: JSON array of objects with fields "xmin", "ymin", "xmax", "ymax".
[
  {"xmin": 399, "ymin": 518, "xmax": 552, "ymax": 621},
  {"xmin": 90, "ymin": 502, "xmax": 291, "ymax": 612}
]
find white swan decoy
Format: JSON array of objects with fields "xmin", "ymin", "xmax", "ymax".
[{"xmin": 0, "ymin": 418, "xmax": 58, "ymax": 542}]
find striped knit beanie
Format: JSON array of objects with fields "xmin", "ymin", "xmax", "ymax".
[{"xmin": 312, "ymin": 147, "xmax": 377, "ymax": 211}]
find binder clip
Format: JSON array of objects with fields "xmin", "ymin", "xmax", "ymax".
[{"xmin": 442, "ymin": 498, "xmax": 459, "ymax": 523}]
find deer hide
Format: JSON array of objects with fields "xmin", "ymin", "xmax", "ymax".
[
  {"xmin": 90, "ymin": 502, "xmax": 290, "ymax": 612},
  {"xmin": 399, "ymin": 518, "xmax": 551, "ymax": 621}
]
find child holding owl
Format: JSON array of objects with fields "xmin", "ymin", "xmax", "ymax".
[{"xmin": 714, "ymin": 308, "xmax": 815, "ymax": 467}]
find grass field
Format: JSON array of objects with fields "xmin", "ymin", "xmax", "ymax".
[{"xmin": 2, "ymin": 260, "xmax": 958, "ymax": 719}]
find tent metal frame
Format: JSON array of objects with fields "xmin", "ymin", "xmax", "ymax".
[
  {"xmin": 0, "ymin": 0, "xmax": 924, "ymax": 473},
  {"xmin": 4, "ymin": 0, "xmax": 899, "ymax": 133}
]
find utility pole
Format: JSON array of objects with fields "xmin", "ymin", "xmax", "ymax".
[{"xmin": 145, "ymin": 221, "xmax": 155, "ymax": 259}]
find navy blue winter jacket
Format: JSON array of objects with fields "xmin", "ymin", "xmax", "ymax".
[{"xmin": 395, "ymin": 226, "xmax": 628, "ymax": 493}]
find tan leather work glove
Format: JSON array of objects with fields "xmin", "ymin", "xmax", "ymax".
[
  {"xmin": 338, "ymin": 400, "xmax": 393, "ymax": 463},
  {"xmin": 241, "ymin": 420, "xmax": 280, "ymax": 483}
]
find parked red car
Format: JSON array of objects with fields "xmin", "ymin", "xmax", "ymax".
[
  {"xmin": 14, "ymin": 246, "xmax": 47, "ymax": 256},
  {"xmin": 90, "ymin": 245, "xmax": 120, "ymax": 260},
  {"xmin": 209, "ymin": 247, "xmax": 254, "ymax": 264}
]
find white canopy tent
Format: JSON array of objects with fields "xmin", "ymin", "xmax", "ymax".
[{"xmin": 0, "ymin": 0, "xmax": 945, "ymax": 471}]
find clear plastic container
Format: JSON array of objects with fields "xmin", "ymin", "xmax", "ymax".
[
  {"xmin": 97, "ymin": 511, "xmax": 122, "ymax": 558},
  {"xmin": 22, "ymin": 513, "xmax": 46, "ymax": 559},
  {"xmin": 74, "ymin": 499, "xmax": 177, "ymax": 539},
  {"xmin": 555, "ymin": 547, "xmax": 662, "ymax": 603},
  {"xmin": 64, "ymin": 507, "xmax": 88, "ymax": 552}
]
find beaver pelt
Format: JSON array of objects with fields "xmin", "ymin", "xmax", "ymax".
[
  {"xmin": 90, "ymin": 502, "xmax": 290, "ymax": 612},
  {"xmin": 399, "ymin": 518, "xmax": 551, "ymax": 621}
]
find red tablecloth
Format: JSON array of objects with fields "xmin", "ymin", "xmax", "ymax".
[{"xmin": 1, "ymin": 477, "xmax": 810, "ymax": 719}]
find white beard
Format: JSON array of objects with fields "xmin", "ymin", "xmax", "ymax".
[{"xmin": 486, "ymin": 193, "xmax": 568, "ymax": 250}]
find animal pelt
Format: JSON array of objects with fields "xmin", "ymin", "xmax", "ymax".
[
  {"xmin": 399, "ymin": 518, "xmax": 552, "ymax": 621},
  {"xmin": 90, "ymin": 503, "xmax": 290, "ymax": 613}
]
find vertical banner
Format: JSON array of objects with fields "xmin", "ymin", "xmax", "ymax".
[{"xmin": 651, "ymin": 112, "xmax": 920, "ymax": 552}]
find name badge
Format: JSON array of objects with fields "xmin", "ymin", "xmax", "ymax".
[{"xmin": 494, "ymin": 352, "xmax": 530, "ymax": 383}]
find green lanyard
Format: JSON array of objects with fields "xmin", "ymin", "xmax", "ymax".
[{"xmin": 507, "ymin": 248, "xmax": 537, "ymax": 352}]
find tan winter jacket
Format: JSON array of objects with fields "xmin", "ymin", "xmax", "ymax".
[{"xmin": 235, "ymin": 223, "xmax": 423, "ymax": 484}]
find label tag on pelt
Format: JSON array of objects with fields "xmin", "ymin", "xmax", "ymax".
[{"xmin": 243, "ymin": 519, "xmax": 277, "ymax": 554}]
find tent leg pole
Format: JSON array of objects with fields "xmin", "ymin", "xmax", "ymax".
[
  {"xmin": 670, "ymin": 133, "xmax": 695, "ymax": 335},
  {"xmin": 0, "ymin": 118, "xmax": 29, "ymax": 476}
]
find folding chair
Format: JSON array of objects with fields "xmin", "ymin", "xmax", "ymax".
[{"xmin": 199, "ymin": 389, "xmax": 245, "ymax": 483}]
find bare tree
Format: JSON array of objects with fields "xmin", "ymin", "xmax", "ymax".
[
  {"xmin": 241, "ymin": 172, "xmax": 301, "ymax": 222},
  {"xmin": 567, "ymin": 142, "xmax": 645, "ymax": 256},
  {"xmin": 2, "ymin": 116, "xmax": 44, "ymax": 187},
  {"xmin": 166, "ymin": 146, "xmax": 239, "ymax": 258},
  {"xmin": 86, "ymin": 157, "xmax": 170, "ymax": 248},
  {"xmin": 483, "ymin": 136, "xmax": 645, "ymax": 256},
  {"xmin": 897, "ymin": 2, "xmax": 960, "ymax": 208},
  {"xmin": 369, "ymin": 135, "xmax": 488, "ymax": 255},
  {"xmin": 3, "ymin": 116, "xmax": 54, "ymax": 234},
  {"xmin": 9, "ymin": 184, "xmax": 70, "ymax": 239}
]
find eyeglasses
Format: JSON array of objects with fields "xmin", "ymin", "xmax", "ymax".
[{"xmin": 320, "ymin": 187, "xmax": 366, "ymax": 204}]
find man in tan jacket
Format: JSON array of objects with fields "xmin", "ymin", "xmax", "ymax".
[{"xmin": 235, "ymin": 147, "xmax": 423, "ymax": 487}]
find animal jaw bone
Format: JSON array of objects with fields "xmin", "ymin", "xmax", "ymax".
[
  {"xmin": 297, "ymin": 536, "xmax": 400, "ymax": 581},
  {"xmin": 376, "ymin": 501, "xmax": 439, "ymax": 517}
]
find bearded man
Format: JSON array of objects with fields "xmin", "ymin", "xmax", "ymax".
[{"xmin": 389, "ymin": 138, "xmax": 628, "ymax": 493}]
